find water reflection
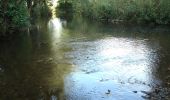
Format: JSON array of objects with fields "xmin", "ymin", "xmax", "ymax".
[
  {"xmin": 64, "ymin": 37, "xmax": 156, "ymax": 99},
  {"xmin": 0, "ymin": 18, "xmax": 170, "ymax": 100},
  {"xmin": 0, "ymin": 18, "xmax": 72, "ymax": 100},
  {"xmin": 63, "ymin": 20, "xmax": 170, "ymax": 99},
  {"xmin": 48, "ymin": 18, "xmax": 63, "ymax": 34}
]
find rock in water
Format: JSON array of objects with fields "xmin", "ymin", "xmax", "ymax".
[
  {"xmin": 105, "ymin": 90, "xmax": 111, "ymax": 94},
  {"xmin": 133, "ymin": 91, "xmax": 138, "ymax": 93}
]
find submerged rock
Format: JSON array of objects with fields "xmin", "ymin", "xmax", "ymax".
[
  {"xmin": 165, "ymin": 82, "xmax": 170, "ymax": 86},
  {"xmin": 40, "ymin": 42, "xmax": 49, "ymax": 47},
  {"xmin": 47, "ymin": 58, "xmax": 53, "ymax": 62},
  {"xmin": 0, "ymin": 65, "xmax": 4, "ymax": 72},
  {"xmin": 100, "ymin": 78, "xmax": 109, "ymax": 82},
  {"xmin": 133, "ymin": 91, "xmax": 138, "ymax": 93},
  {"xmin": 168, "ymin": 67, "xmax": 170, "ymax": 71},
  {"xmin": 105, "ymin": 90, "xmax": 111, "ymax": 94},
  {"xmin": 141, "ymin": 91, "xmax": 151, "ymax": 95},
  {"xmin": 36, "ymin": 59, "xmax": 44, "ymax": 63},
  {"xmin": 166, "ymin": 76, "xmax": 170, "ymax": 79},
  {"xmin": 141, "ymin": 87, "xmax": 170, "ymax": 99},
  {"xmin": 36, "ymin": 57, "xmax": 54, "ymax": 64}
]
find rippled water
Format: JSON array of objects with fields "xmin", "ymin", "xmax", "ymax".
[{"xmin": 0, "ymin": 18, "xmax": 170, "ymax": 100}]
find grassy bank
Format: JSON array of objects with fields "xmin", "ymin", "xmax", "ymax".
[{"xmin": 57, "ymin": 0, "xmax": 170, "ymax": 25}]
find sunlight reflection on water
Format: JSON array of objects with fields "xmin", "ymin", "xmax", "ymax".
[
  {"xmin": 48, "ymin": 18, "xmax": 63, "ymax": 44},
  {"xmin": 48, "ymin": 18, "xmax": 62, "ymax": 34},
  {"xmin": 65, "ymin": 36, "xmax": 159, "ymax": 100},
  {"xmin": 46, "ymin": 18, "xmax": 162, "ymax": 100}
]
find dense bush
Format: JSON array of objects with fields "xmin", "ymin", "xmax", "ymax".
[
  {"xmin": 7, "ymin": 1, "xmax": 29, "ymax": 28},
  {"xmin": 57, "ymin": 0, "xmax": 170, "ymax": 25},
  {"xmin": 56, "ymin": 0, "xmax": 74, "ymax": 21},
  {"xmin": 0, "ymin": 0, "xmax": 29, "ymax": 29},
  {"xmin": 0, "ymin": 0, "xmax": 51, "ymax": 35},
  {"xmin": 30, "ymin": 1, "xmax": 52, "ymax": 19}
]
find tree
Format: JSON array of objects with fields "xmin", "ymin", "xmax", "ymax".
[{"xmin": 0, "ymin": 0, "xmax": 51, "ymax": 36}]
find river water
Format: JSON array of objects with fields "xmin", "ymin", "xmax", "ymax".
[{"xmin": 0, "ymin": 18, "xmax": 170, "ymax": 100}]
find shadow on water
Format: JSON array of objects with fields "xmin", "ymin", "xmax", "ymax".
[
  {"xmin": 0, "ymin": 18, "xmax": 73, "ymax": 100},
  {"xmin": 0, "ymin": 17, "xmax": 170, "ymax": 100}
]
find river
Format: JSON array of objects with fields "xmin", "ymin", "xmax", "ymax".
[{"xmin": 0, "ymin": 18, "xmax": 170, "ymax": 100}]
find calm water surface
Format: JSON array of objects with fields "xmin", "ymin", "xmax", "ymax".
[{"xmin": 0, "ymin": 18, "xmax": 170, "ymax": 100}]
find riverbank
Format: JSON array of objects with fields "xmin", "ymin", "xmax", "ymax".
[
  {"xmin": 57, "ymin": 0, "xmax": 170, "ymax": 25},
  {"xmin": 0, "ymin": 0, "xmax": 52, "ymax": 36}
]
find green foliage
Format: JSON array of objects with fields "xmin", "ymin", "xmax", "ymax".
[
  {"xmin": 57, "ymin": 0, "xmax": 74, "ymax": 20},
  {"xmin": 57, "ymin": 0, "xmax": 170, "ymax": 25},
  {"xmin": 40, "ymin": 3, "xmax": 51, "ymax": 17},
  {"xmin": 7, "ymin": 1, "xmax": 29, "ymax": 27},
  {"xmin": 0, "ymin": 0, "xmax": 52, "ymax": 35},
  {"xmin": 31, "ymin": 1, "xmax": 51, "ymax": 19},
  {"xmin": 0, "ymin": 0, "xmax": 29, "ymax": 33}
]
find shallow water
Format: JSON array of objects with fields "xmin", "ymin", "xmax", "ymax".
[{"xmin": 0, "ymin": 18, "xmax": 170, "ymax": 100}]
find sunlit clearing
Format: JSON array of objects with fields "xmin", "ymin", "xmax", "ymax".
[
  {"xmin": 52, "ymin": 0, "xmax": 58, "ymax": 7},
  {"xmin": 48, "ymin": 18, "xmax": 62, "ymax": 40},
  {"xmin": 51, "ymin": 0, "xmax": 58, "ymax": 18}
]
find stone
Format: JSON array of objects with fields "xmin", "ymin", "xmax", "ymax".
[{"xmin": 133, "ymin": 91, "xmax": 138, "ymax": 93}]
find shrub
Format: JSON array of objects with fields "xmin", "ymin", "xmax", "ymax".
[{"xmin": 57, "ymin": 0, "xmax": 170, "ymax": 25}]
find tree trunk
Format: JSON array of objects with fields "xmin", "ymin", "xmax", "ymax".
[
  {"xmin": 26, "ymin": 0, "xmax": 33, "ymax": 16},
  {"xmin": 1, "ymin": 0, "xmax": 8, "ymax": 35}
]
